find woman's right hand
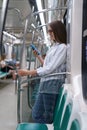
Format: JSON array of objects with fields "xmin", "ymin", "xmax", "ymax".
[
  {"xmin": 18, "ymin": 69, "xmax": 28, "ymax": 76},
  {"xmin": 18, "ymin": 69, "xmax": 37, "ymax": 77}
]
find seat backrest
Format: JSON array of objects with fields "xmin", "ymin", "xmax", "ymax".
[
  {"xmin": 53, "ymin": 86, "xmax": 64, "ymax": 117},
  {"xmin": 60, "ymin": 102, "xmax": 72, "ymax": 130},
  {"xmin": 70, "ymin": 119, "xmax": 81, "ymax": 130},
  {"xmin": 66, "ymin": 97, "xmax": 81, "ymax": 130},
  {"xmin": 53, "ymin": 91, "xmax": 67, "ymax": 130}
]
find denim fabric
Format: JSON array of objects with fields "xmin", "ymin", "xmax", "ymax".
[
  {"xmin": 39, "ymin": 79, "xmax": 64, "ymax": 94},
  {"xmin": 32, "ymin": 93, "xmax": 58, "ymax": 124}
]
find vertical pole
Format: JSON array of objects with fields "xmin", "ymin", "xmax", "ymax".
[{"xmin": 0, "ymin": 0, "xmax": 9, "ymax": 56}]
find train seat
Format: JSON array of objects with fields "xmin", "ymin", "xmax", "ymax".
[
  {"xmin": 66, "ymin": 98, "xmax": 81, "ymax": 130},
  {"xmin": 16, "ymin": 85, "xmax": 73, "ymax": 130},
  {"xmin": 54, "ymin": 90, "xmax": 83, "ymax": 130},
  {"xmin": 53, "ymin": 92, "xmax": 67, "ymax": 129},
  {"xmin": 47, "ymin": 85, "xmax": 65, "ymax": 130},
  {"xmin": 67, "ymin": 111, "xmax": 87, "ymax": 130},
  {"xmin": 0, "ymin": 71, "xmax": 9, "ymax": 78},
  {"xmin": 53, "ymin": 89, "xmax": 73, "ymax": 130},
  {"xmin": 54, "ymin": 83, "xmax": 73, "ymax": 117},
  {"xmin": 16, "ymin": 85, "xmax": 64, "ymax": 130},
  {"xmin": 16, "ymin": 123, "xmax": 48, "ymax": 130},
  {"xmin": 59, "ymin": 102, "xmax": 72, "ymax": 130},
  {"xmin": 53, "ymin": 86, "xmax": 64, "ymax": 115},
  {"xmin": 70, "ymin": 119, "xmax": 81, "ymax": 130},
  {"xmin": 59, "ymin": 96, "xmax": 80, "ymax": 130}
]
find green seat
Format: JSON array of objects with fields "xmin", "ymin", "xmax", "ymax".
[
  {"xmin": 53, "ymin": 92, "xmax": 67, "ymax": 130},
  {"xmin": 16, "ymin": 86, "xmax": 66, "ymax": 130},
  {"xmin": 16, "ymin": 123, "xmax": 48, "ymax": 130},
  {"xmin": 0, "ymin": 71, "xmax": 9, "ymax": 78},
  {"xmin": 60, "ymin": 102, "xmax": 72, "ymax": 130},
  {"xmin": 53, "ymin": 86, "xmax": 64, "ymax": 116},
  {"xmin": 70, "ymin": 119, "xmax": 81, "ymax": 130},
  {"xmin": 16, "ymin": 86, "xmax": 64, "ymax": 130}
]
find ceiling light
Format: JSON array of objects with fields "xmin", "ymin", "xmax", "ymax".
[
  {"xmin": 36, "ymin": 0, "xmax": 48, "ymax": 42},
  {"xmin": 3, "ymin": 31, "xmax": 17, "ymax": 40}
]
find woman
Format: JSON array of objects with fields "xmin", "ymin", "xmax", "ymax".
[{"xmin": 18, "ymin": 20, "xmax": 67, "ymax": 123}]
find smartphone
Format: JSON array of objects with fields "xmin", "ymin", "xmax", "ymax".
[{"xmin": 30, "ymin": 44, "xmax": 40, "ymax": 55}]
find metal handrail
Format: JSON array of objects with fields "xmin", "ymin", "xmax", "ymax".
[
  {"xmin": 19, "ymin": 71, "xmax": 71, "ymax": 85},
  {"xmin": 17, "ymin": 71, "xmax": 71, "ymax": 122},
  {"xmin": 27, "ymin": 72, "xmax": 71, "ymax": 108}
]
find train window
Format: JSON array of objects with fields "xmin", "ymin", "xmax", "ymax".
[
  {"xmin": 26, "ymin": 45, "xmax": 35, "ymax": 62},
  {"xmin": 12, "ymin": 45, "xmax": 21, "ymax": 61},
  {"xmin": 82, "ymin": 0, "xmax": 87, "ymax": 101}
]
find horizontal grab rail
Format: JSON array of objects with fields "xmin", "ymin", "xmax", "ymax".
[{"xmin": 18, "ymin": 71, "xmax": 71, "ymax": 85}]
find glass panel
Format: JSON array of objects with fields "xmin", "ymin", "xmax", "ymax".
[{"xmin": 82, "ymin": 0, "xmax": 87, "ymax": 101}]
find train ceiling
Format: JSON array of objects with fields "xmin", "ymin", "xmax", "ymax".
[{"xmin": 0, "ymin": 0, "xmax": 67, "ymax": 44}]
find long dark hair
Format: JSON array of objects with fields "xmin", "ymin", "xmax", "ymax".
[{"xmin": 49, "ymin": 20, "xmax": 67, "ymax": 44}]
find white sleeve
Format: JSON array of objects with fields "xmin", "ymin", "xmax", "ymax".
[{"xmin": 37, "ymin": 44, "xmax": 67, "ymax": 76}]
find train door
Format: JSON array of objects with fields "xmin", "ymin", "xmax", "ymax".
[{"xmin": 82, "ymin": 0, "xmax": 87, "ymax": 101}]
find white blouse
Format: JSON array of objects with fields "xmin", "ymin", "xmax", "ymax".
[{"xmin": 37, "ymin": 42, "xmax": 67, "ymax": 82}]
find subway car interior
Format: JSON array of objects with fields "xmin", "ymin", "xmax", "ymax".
[{"xmin": 0, "ymin": 0, "xmax": 87, "ymax": 130}]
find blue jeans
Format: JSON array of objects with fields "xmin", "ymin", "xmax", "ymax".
[{"xmin": 32, "ymin": 93, "xmax": 58, "ymax": 124}]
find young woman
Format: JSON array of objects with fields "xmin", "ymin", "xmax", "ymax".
[{"xmin": 18, "ymin": 20, "xmax": 67, "ymax": 123}]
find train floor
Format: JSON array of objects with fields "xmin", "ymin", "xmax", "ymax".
[{"xmin": 0, "ymin": 79, "xmax": 17, "ymax": 130}]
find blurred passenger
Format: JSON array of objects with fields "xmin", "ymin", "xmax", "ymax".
[
  {"xmin": 6, "ymin": 53, "xmax": 20, "ymax": 68},
  {"xmin": 6, "ymin": 53, "xmax": 20, "ymax": 79},
  {"xmin": 0, "ymin": 54, "xmax": 14, "ymax": 73},
  {"xmin": 18, "ymin": 20, "xmax": 67, "ymax": 123}
]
